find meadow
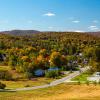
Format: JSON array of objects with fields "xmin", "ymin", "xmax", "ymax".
[{"xmin": 0, "ymin": 84, "xmax": 100, "ymax": 100}]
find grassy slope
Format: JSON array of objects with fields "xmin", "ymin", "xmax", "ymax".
[
  {"xmin": 0, "ymin": 66, "xmax": 69, "ymax": 89},
  {"xmin": 0, "ymin": 66, "xmax": 10, "ymax": 71},
  {"xmin": 1, "ymin": 78, "xmax": 53, "ymax": 89},
  {"xmin": 0, "ymin": 66, "xmax": 55, "ymax": 89},
  {"xmin": 0, "ymin": 84, "xmax": 100, "ymax": 100},
  {"xmin": 72, "ymin": 71, "xmax": 92, "ymax": 81}
]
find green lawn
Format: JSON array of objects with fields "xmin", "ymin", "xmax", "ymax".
[{"xmin": 71, "ymin": 70, "xmax": 93, "ymax": 81}]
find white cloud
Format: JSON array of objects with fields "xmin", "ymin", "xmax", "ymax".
[
  {"xmin": 93, "ymin": 20, "xmax": 99, "ymax": 23},
  {"xmin": 72, "ymin": 20, "xmax": 80, "ymax": 23},
  {"xmin": 89, "ymin": 26, "xmax": 96, "ymax": 28},
  {"xmin": 43, "ymin": 12, "xmax": 55, "ymax": 17},
  {"xmin": 88, "ymin": 25, "xmax": 99, "ymax": 30},
  {"xmin": 74, "ymin": 30, "xmax": 84, "ymax": 32}
]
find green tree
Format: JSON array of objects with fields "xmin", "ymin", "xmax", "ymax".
[
  {"xmin": 8, "ymin": 54, "xmax": 18, "ymax": 70},
  {"xmin": 95, "ymin": 47, "xmax": 100, "ymax": 62},
  {"xmin": 45, "ymin": 70, "xmax": 59, "ymax": 78},
  {"xmin": 0, "ymin": 41, "xmax": 5, "ymax": 49},
  {"xmin": 84, "ymin": 47, "xmax": 95, "ymax": 58}
]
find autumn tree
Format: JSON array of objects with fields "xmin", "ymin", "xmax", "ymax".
[
  {"xmin": 39, "ymin": 49, "xmax": 47, "ymax": 57},
  {"xmin": 50, "ymin": 51, "xmax": 62, "ymax": 67}
]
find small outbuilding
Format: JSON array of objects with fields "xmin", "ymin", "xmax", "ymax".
[{"xmin": 34, "ymin": 69, "xmax": 45, "ymax": 76}]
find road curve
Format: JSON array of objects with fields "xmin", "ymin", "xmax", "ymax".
[{"xmin": 0, "ymin": 66, "xmax": 90, "ymax": 92}]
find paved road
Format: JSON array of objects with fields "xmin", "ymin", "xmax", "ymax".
[
  {"xmin": 0, "ymin": 66, "xmax": 90, "ymax": 92},
  {"xmin": 50, "ymin": 66, "xmax": 90, "ymax": 85}
]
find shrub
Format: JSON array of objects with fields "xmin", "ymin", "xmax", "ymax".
[
  {"xmin": 78, "ymin": 80, "xmax": 81, "ymax": 85},
  {"xmin": 24, "ymin": 72, "xmax": 33, "ymax": 79},
  {"xmin": 86, "ymin": 80, "xmax": 89, "ymax": 85},
  {"xmin": 45, "ymin": 70, "xmax": 59, "ymax": 78},
  {"xmin": 93, "ymin": 81, "xmax": 97, "ymax": 86},
  {"xmin": 24, "ymin": 84, "xmax": 30, "ymax": 87},
  {"xmin": 0, "ymin": 70, "xmax": 12, "ymax": 81},
  {"xmin": 98, "ymin": 79, "xmax": 100, "ymax": 85},
  {"xmin": 0, "ymin": 82, "xmax": 6, "ymax": 89}
]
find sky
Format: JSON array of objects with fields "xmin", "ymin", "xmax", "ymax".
[{"xmin": 0, "ymin": 0, "xmax": 100, "ymax": 32}]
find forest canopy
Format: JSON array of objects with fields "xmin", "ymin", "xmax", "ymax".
[{"xmin": 0, "ymin": 32, "xmax": 99, "ymax": 79}]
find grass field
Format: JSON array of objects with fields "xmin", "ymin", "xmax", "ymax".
[
  {"xmin": 1, "ymin": 66, "xmax": 100, "ymax": 100},
  {"xmin": 0, "ymin": 66, "xmax": 54, "ymax": 89},
  {"xmin": 0, "ymin": 66, "xmax": 10, "ymax": 71},
  {"xmin": 72, "ymin": 70, "xmax": 93, "ymax": 81},
  {"xmin": 0, "ymin": 66, "xmax": 68, "ymax": 89},
  {"xmin": 1, "ymin": 77, "xmax": 54, "ymax": 89},
  {"xmin": 0, "ymin": 84, "xmax": 100, "ymax": 100}
]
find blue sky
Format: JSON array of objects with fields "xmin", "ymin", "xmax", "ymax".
[{"xmin": 0, "ymin": 0, "xmax": 100, "ymax": 32}]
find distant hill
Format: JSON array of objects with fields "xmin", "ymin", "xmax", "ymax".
[
  {"xmin": 0, "ymin": 30, "xmax": 40, "ymax": 36},
  {"xmin": 87, "ymin": 32, "xmax": 100, "ymax": 37},
  {"xmin": 0, "ymin": 30, "xmax": 100, "ymax": 37}
]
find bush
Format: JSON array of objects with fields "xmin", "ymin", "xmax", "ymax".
[
  {"xmin": 24, "ymin": 72, "xmax": 33, "ymax": 79},
  {"xmin": 45, "ymin": 70, "xmax": 59, "ymax": 78},
  {"xmin": 24, "ymin": 84, "xmax": 30, "ymax": 87},
  {"xmin": 78, "ymin": 80, "xmax": 81, "ymax": 85},
  {"xmin": 0, "ymin": 82, "xmax": 6, "ymax": 89},
  {"xmin": 93, "ymin": 81, "xmax": 97, "ymax": 86},
  {"xmin": 86, "ymin": 80, "xmax": 90, "ymax": 85},
  {"xmin": 0, "ymin": 70, "xmax": 13, "ymax": 81},
  {"xmin": 98, "ymin": 79, "xmax": 100, "ymax": 85}
]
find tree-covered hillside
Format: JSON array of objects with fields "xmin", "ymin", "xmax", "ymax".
[{"xmin": 0, "ymin": 32, "xmax": 100, "ymax": 79}]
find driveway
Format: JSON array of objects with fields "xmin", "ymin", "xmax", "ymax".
[{"xmin": 0, "ymin": 66, "xmax": 90, "ymax": 91}]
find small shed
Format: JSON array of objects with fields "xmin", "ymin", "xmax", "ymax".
[{"xmin": 34, "ymin": 69, "xmax": 45, "ymax": 76}]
